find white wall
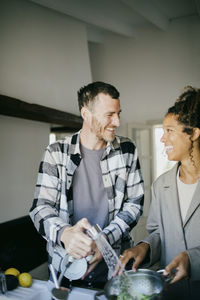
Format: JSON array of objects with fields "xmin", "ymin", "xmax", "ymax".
[
  {"xmin": 0, "ymin": 116, "xmax": 49, "ymax": 223},
  {"xmin": 89, "ymin": 16, "xmax": 200, "ymax": 125},
  {"xmin": 0, "ymin": 0, "xmax": 92, "ymax": 222},
  {"xmin": 0, "ymin": 0, "xmax": 91, "ymax": 113}
]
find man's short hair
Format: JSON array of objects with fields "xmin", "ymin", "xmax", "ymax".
[{"xmin": 77, "ymin": 81, "xmax": 120, "ymax": 111}]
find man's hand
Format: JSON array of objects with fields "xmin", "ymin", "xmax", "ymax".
[
  {"xmin": 60, "ymin": 218, "xmax": 93, "ymax": 259},
  {"xmin": 164, "ymin": 251, "xmax": 190, "ymax": 283},
  {"xmin": 118, "ymin": 242, "xmax": 150, "ymax": 275},
  {"xmin": 81, "ymin": 242, "xmax": 103, "ymax": 279}
]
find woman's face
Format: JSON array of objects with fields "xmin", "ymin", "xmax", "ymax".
[{"xmin": 161, "ymin": 113, "xmax": 192, "ymax": 162}]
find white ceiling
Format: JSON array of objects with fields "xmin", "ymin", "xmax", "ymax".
[{"xmin": 29, "ymin": 0, "xmax": 200, "ymax": 42}]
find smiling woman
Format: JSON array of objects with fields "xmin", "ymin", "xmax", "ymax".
[
  {"xmin": 161, "ymin": 114, "xmax": 194, "ymax": 163},
  {"xmin": 153, "ymin": 125, "xmax": 176, "ymax": 180},
  {"xmin": 119, "ymin": 86, "xmax": 200, "ymax": 299}
]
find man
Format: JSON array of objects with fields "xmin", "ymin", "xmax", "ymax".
[{"xmin": 30, "ymin": 81, "xmax": 144, "ymax": 288}]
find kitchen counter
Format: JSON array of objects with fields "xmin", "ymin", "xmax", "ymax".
[
  {"xmin": 1, "ymin": 278, "xmax": 200, "ymax": 300},
  {"xmin": 0, "ymin": 279, "xmax": 106, "ymax": 300}
]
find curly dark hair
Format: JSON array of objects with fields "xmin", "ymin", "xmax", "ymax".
[
  {"xmin": 167, "ymin": 85, "xmax": 200, "ymax": 158},
  {"xmin": 77, "ymin": 81, "xmax": 120, "ymax": 111}
]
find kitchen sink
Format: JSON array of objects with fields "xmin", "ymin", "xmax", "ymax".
[{"xmin": 0, "ymin": 279, "xmax": 106, "ymax": 300}]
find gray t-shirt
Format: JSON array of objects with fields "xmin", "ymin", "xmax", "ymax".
[{"xmin": 72, "ymin": 144, "xmax": 109, "ymax": 229}]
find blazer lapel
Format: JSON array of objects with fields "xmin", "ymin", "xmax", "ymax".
[
  {"xmin": 183, "ymin": 181, "xmax": 200, "ymax": 227},
  {"xmin": 169, "ymin": 163, "xmax": 183, "ymax": 225},
  {"xmin": 165, "ymin": 164, "xmax": 184, "ymax": 231}
]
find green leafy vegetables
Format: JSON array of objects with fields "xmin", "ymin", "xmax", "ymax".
[{"xmin": 117, "ymin": 291, "xmax": 150, "ymax": 300}]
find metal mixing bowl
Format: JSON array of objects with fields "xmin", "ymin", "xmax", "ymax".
[{"xmin": 95, "ymin": 269, "xmax": 171, "ymax": 299}]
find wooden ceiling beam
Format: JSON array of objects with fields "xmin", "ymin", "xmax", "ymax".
[{"xmin": 0, "ymin": 94, "xmax": 82, "ymax": 130}]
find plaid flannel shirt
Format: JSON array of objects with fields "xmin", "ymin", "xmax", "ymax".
[{"xmin": 30, "ymin": 131, "xmax": 144, "ymax": 273}]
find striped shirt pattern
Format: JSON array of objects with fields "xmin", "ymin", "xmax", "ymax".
[{"xmin": 29, "ymin": 131, "xmax": 144, "ymax": 273}]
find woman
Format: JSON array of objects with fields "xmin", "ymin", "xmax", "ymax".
[{"xmin": 119, "ymin": 86, "xmax": 200, "ymax": 288}]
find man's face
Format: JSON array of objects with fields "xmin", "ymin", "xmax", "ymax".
[{"xmin": 90, "ymin": 93, "xmax": 121, "ymax": 143}]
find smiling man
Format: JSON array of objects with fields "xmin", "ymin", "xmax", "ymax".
[{"xmin": 30, "ymin": 81, "xmax": 144, "ymax": 289}]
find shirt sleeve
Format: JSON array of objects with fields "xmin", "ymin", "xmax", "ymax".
[
  {"xmin": 29, "ymin": 145, "xmax": 70, "ymax": 247},
  {"xmin": 103, "ymin": 144, "xmax": 145, "ymax": 245}
]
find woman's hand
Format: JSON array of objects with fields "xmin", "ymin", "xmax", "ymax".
[
  {"xmin": 117, "ymin": 242, "xmax": 150, "ymax": 275},
  {"xmin": 164, "ymin": 251, "xmax": 190, "ymax": 283}
]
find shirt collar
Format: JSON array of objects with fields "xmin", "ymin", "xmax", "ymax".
[
  {"xmin": 68, "ymin": 130, "xmax": 81, "ymax": 156},
  {"xmin": 68, "ymin": 130, "xmax": 121, "ymax": 156}
]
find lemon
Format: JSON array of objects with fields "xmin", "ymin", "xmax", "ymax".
[
  {"xmin": 4, "ymin": 268, "xmax": 20, "ymax": 277},
  {"xmin": 18, "ymin": 272, "xmax": 32, "ymax": 287}
]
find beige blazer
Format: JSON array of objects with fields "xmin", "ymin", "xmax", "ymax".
[{"xmin": 144, "ymin": 163, "xmax": 200, "ymax": 281}]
